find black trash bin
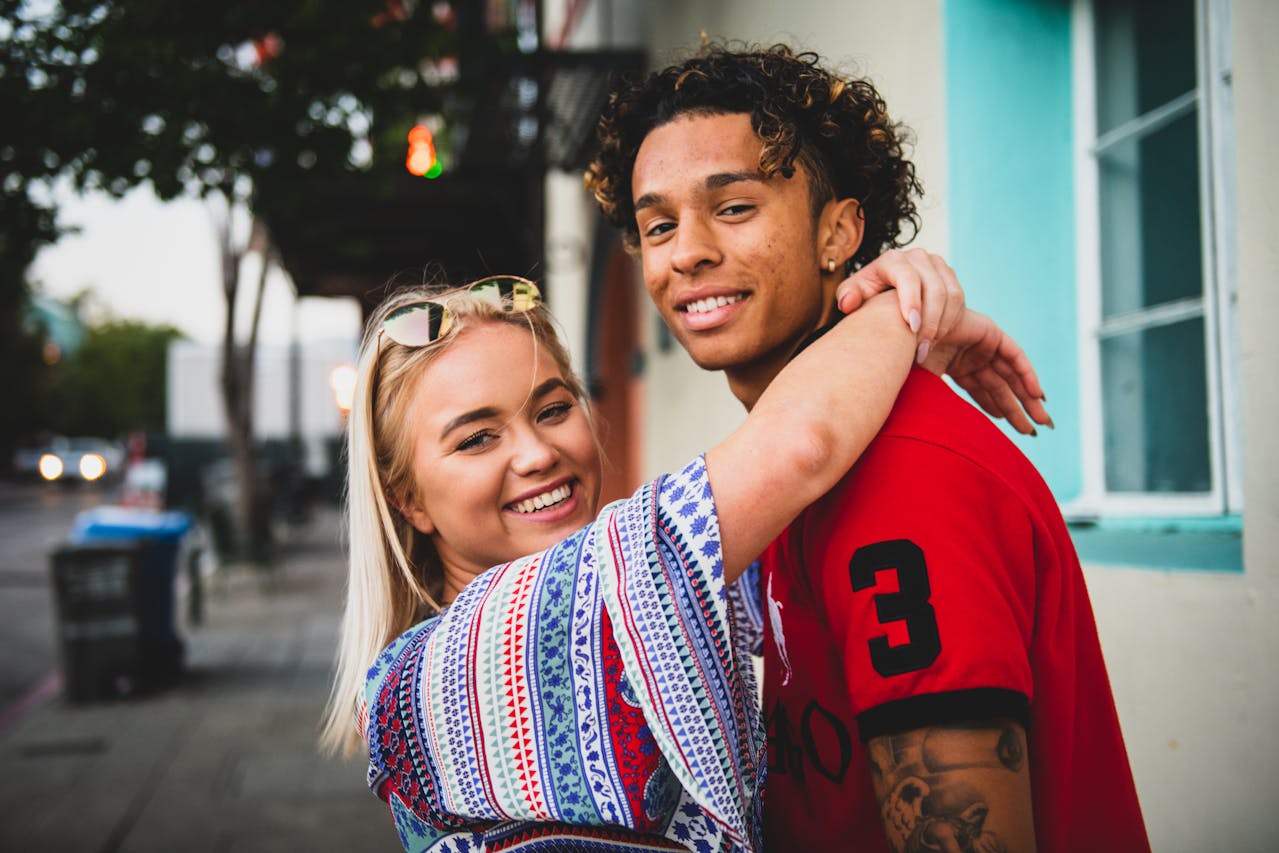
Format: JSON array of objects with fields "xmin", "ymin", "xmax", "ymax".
[{"xmin": 50, "ymin": 507, "xmax": 193, "ymax": 701}]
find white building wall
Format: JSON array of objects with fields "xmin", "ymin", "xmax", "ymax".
[
  {"xmin": 541, "ymin": 0, "xmax": 646, "ymax": 382},
  {"xmin": 166, "ymin": 339, "xmax": 355, "ymax": 444},
  {"xmin": 543, "ymin": 171, "xmax": 595, "ymax": 382}
]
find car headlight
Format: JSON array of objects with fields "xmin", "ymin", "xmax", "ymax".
[
  {"xmin": 79, "ymin": 453, "xmax": 107, "ymax": 482},
  {"xmin": 39, "ymin": 453, "xmax": 64, "ymax": 481}
]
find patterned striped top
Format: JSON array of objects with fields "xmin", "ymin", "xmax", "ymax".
[{"xmin": 364, "ymin": 457, "xmax": 764, "ymax": 852}]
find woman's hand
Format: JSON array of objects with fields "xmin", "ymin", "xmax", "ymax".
[
  {"xmin": 835, "ymin": 250, "xmax": 1051, "ymax": 436},
  {"xmin": 835, "ymin": 248, "xmax": 965, "ymax": 365},
  {"xmin": 925, "ymin": 310, "xmax": 1053, "ymax": 436}
]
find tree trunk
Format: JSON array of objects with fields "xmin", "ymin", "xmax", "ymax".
[{"xmin": 215, "ymin": 198, "xmax": 272, "ymax": 564}]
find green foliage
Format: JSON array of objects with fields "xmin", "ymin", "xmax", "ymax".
[
  {"xmin": 0, "ymin": 192, "xmax": 58, "ymax": 457},
  {"xmin": 1, "ymin": 0, "xmax": 479, "ymax": 464},
  {"xmin": 0, "ymin": 288, "xmax": 51, "ymax": 458},
  {"xmin": 47, "ymin": 317, "xmax": 184, "ymax": 438},
  {"xmin": 2, "ymin": 0, "xmax": 464, "ymax": 203}
]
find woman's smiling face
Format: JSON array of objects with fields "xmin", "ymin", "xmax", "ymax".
[{"xmin": 399, "ymin": 320, "xmax": 602, "ymax": 592}]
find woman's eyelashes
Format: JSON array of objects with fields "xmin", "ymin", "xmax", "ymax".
[
  {"xmin": 455, "ymin": 429, "xmax": 499, "ymax": 452},
  {"xmin": 452, "ymin": 401, "xmax": 574, "ymax": 452},
  {"xmin": 537, "ymin": 401, "xmax": 573, "ymax": 424}
]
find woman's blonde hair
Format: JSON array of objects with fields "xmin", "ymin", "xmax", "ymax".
[{"xmin": 320, "ymin": 279, "xmax": 587, "ymax": 755}]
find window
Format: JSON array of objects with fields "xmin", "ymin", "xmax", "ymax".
[{"xmin": 1073, "ymin": 0, "xmax": 1239, "ymax": 515}]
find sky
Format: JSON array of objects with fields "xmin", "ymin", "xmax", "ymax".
[{"xmin": 29, "ymin": 183, "xmax": 363, "ymax": 347}]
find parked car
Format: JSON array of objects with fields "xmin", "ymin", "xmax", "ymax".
[
  {"xmin": 11, "ymin": 445, "xmax": 46, "ymax": 478},
  {"xmin": 24, "ymin": 437, "xmax": 126, "ymax": 484}
]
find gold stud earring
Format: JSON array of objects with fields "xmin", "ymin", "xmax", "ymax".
[{"xmin": 826, "ymin": 258, "xmax": 837, "ymax": 273}]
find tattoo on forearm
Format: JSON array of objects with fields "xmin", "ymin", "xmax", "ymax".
[{"xmin": 868, "ymin": 720, "xmax": 1027, "ymax": 853}]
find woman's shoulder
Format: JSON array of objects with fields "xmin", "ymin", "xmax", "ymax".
[{"xmin": 364, "ymin": 614, "xmax": 443, "ymax": 702}]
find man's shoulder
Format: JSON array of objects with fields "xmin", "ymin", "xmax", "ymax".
[
  {"xmin": 804, "ymin": 367, "xmax": 1054, "ymax": 521},
  {"xmin": 875, "ymin": 367, "xmax": 1045, "ymax": 479},
  {"xmin": 880, "ymin": 367, "xmax": 1008, "ymax": 446}
]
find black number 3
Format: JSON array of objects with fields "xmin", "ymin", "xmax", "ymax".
[{"xmin": 849, "ymin": 539, "xmax": 941, "ymax": 676}]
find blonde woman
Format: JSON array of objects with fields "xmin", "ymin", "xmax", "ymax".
[{"xmin": 323, "ymin": 272, "xmax": 1046, "ymax": 852}]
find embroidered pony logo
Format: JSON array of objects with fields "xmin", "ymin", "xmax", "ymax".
[{"xmin": 766, "ymin": 571, "xmax": 792, "ymax": 686}]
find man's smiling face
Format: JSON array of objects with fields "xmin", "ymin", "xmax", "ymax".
[{"xmin": 631, "ymin": 112, "xmax": 840, "ymax": 405}]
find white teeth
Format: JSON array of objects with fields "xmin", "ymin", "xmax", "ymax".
[
  {"xmin": 682, "ymin": 294, "xmax": 743, "ymax": 314},
  {"xmin": 511, "ymin": 484, "xmax": 572, "ymax": 514}
]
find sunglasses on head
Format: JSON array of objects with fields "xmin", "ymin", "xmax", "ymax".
[{"xmin": 378, "ymin": 276, "xmax": 542, "ymax": 348}]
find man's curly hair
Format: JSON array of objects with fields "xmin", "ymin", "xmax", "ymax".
[{"xmin": 585, "ymin": 43, "xmax": 922, "ymax": 271}]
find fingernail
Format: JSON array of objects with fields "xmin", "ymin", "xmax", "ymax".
[
  {"xmin": 1046, "ymin": 416, "xmax": 1056, "ymax": 430},
  {"xmin": 908, "ymin": 309, "xmax": 921, "ymax": 334},
  {"xmin": 915, "ymin": 340, "xmax": 930, "ymax": 364},
  {"xmin": 1040, "ymin": 393, "xmax": 1048, "ymax": 403},
  {"xmin": 1030, "ymin": 427, "xmax": 1039, "ymax": 437}
]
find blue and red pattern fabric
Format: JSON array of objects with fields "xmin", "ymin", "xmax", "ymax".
[{"xmin": 364, "ymin": 457, "xmax": 763, "ymax": 852}]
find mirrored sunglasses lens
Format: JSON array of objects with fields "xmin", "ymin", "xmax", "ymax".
[
  {"xmin": 470, "ymin": 277, "xmax": 541, "ymax": 310},
  {"xmin": 383, "ymin": 302, "xmax": 450, "ymax": 346},
  {"xmin": 509, "ymin": 282, "xmax": 540, "ymax": 311}
]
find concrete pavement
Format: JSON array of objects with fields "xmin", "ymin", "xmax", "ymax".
[{"xmin": 0, "ymin": 506, "xmax": 397, "ymax": 852}]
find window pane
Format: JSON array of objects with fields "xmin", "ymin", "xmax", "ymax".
[
  {"xmin": 1098, "ymin": 111, "xmax": 1203, "ymax": 316},
  {"xmin": 1101, "ymin": 318, "xmax": 1210, "ymax": 493},
  {"xmin": 1095, "ymin": 0, "xmax": 1196, "ymax": 134}
]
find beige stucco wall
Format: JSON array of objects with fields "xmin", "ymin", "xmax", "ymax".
[
  {"xmin": 1233, "ymin": 0, "xmax": 1279, "ymax": 611},
  {"xmin": 1235, "ymin": 0, "xmax": 1279, "ymax": 833},
  {"xmin": 1083, "ymin": 559, "xmax": 1279, "ymax": 849}
]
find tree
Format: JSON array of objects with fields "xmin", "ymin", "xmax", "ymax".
[
  {"xmin": 0, "ymin": 178, "xmax": 60, "ymax": 470},
  {"xmin": 1, "ymin": 10, "xmax": 70, "ymax": 464},
  {"xmin": 48, "ymin": 315, "xmax": 184, "ymax": 439},
  {"xmin": 2, "ymin": 0, "xmax": 477, "ymax": 558}
]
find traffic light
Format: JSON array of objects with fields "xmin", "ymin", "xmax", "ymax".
[{"xmin": 406, "ymin": 124, "xmax": 443, "ymax": 178}]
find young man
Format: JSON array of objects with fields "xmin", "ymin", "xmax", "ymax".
[{"xmin": 586, "ymin": 45, "xmax": 1149, "ymax": 852}]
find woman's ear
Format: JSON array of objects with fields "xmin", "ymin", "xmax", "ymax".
[
  {"xmin": 818, "ymin": 197, "xmax": 865, "ymax": 270},
  {"xmin": 396, "ymin": 492, "xmax": 435, "ymax": 535}
]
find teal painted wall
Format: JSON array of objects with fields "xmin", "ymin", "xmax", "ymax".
[{"xmin": 944, "ymin": 0, "xmax": 1081, "ymax": 500}]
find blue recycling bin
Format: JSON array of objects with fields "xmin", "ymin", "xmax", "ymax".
[{"xmin": 53, "ymin": 506, "xmax": 194, "ymax": 699}]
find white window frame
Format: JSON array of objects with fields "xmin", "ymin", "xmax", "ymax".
[{"xmin": 1070, "ymin": 0, "xmax": 1241, "ymax": 518}]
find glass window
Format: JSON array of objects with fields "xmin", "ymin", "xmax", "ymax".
[
  {"xmin": 1095, "ymin": 0, "xmax": 1196, "ymax": 134},
  {"xmin": 1100, "ymin": 318, "xmax": 1210, "ymax": 493},
  {"xmin": 1097, "ymin": 113, "xmax": 1203, "ymax": 316},
  {"xmin": 1089, "ymin": 0, "xmax": 1225, "ymax": 500}
]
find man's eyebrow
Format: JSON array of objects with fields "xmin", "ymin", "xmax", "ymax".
[
  {"xmin": 634, "ymin": 191, "xmax": 664, "ymax": 213},
  {"xmin": 633, "ymin": 171, "xmax": 765, "ymax": 214},
  {"xmin": 705, "ymin": 170, "xmax": 765, "ymax": 191},
  {"xmin": 438, "ymin": 378, "xmax": 569, "ymax": 439}
]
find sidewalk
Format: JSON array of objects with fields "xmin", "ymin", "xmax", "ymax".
[{"xmin": 0, "ymin": 506, "xmax": 396, "ymax": 852}]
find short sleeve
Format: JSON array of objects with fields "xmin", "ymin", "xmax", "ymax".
[{"xmin": 807, "ymin": 437, "xmax": 1036, "ymax": 739}]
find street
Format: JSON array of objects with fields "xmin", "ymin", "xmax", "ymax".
[
  {"xmin": 0, "ymin": 479, "xmax": 114, "ymax": 711},
  {"xmin": 0, "ymin": 500, "xmax": 396, "ymax": 850}
]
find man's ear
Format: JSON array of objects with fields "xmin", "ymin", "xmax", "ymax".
[{"xmin": 818, "ymin": 197, "xmax": 865, "ymax": 269}]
